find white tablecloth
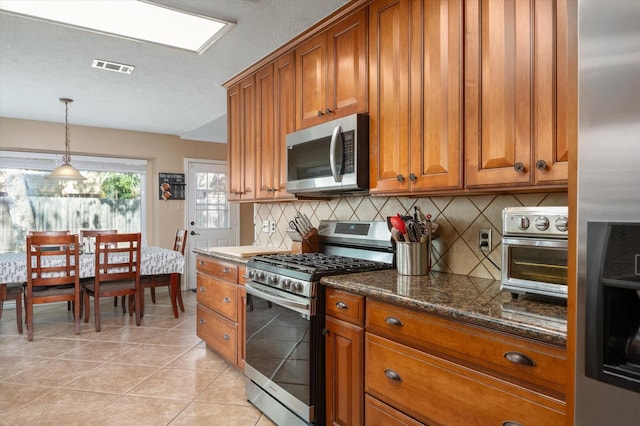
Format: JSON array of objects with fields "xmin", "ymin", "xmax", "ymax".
[{"xmin": 0, "ymin": 247, "xmax": 185, "ymax": 284}]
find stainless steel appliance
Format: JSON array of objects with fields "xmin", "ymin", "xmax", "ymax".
[
  {"xmin": 286, "ymin": 113, "xmax": 369, "ymax": 194},
  {"xmin": 576, "ymin": 1, "xmax": 640, "ymax": 423},
  {"xmin": 501, "ymin": 206, "xmax": 568, "ymax": 299},
  {"xmin": 244, "ymin": 220, "xmax": 394, "ymax": 425}
]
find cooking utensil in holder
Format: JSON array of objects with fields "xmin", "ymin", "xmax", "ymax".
[{"xmin": 288, "ymin": 228, "xmax": 319, "ymax": 254}]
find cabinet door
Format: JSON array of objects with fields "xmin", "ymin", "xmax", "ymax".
[
  {"xmin": 369, "ymin": 0, "xmax": 411, "ymax": 193},
  {"xmin": 410, "ymin": 0, "xmax": 463, "ymax": 191},
  {"xmin": 533, "ymin": 0, "xmax": 574, "ymax": 184},
  {"xmin": 227, "ymin": 83, "xmax": 243, "ymax": 201},
  {"xmin": 255, "ymin": 64, "xmax": 276, "ymax": 199},
  {"xmin": 325, "ymin": 316, "xmax": 364, "ymax": 426},
  {"xmin": 327, "ymin": 8, "xmax": 368, "ymax": 118},
  {"xmin": 465, "ymin": 0, "xmax": 534, "ymax": 187},
  {"xmin": 227, "ymin": 75, "xmax": 256, "ymax": 200},
  {"xmin": 273, "ymin": 52, "xmax": 297, "ymax": 199},
  {"xmin": 296, "ymin": 33, "xmax": 326, "ymax": 129}
]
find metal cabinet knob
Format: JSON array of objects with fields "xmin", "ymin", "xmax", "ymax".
[
  {"xmin": 385, "ymin": 316, "xmax": 403, "ymax": 327},
  {"xmin": 317, "ymin": 110, "xmax": 324, "ymax": 117},
  {"xmin": 223, "ymin": 297, "xmax": 231, "ymax": 303},
  {"xmin": 199, "ymin": 287, "xmax": 205, "ymax": 292},
  {"xmin": 325, "ymin": 107, "xmax": 332, "ymax": 114},
  {"xmin": 199, "ymin": 319, "xmax": 206, "ymax": 324},
  {"xmin": 513, "ymin": 162, "xmax": 525, "ymax": 173},
  {"xmin": 535, "ymin": 159, "xmax": 548, "ymax": 170},
  {"xmin": 504, "ymin": 351, "xmax": 536, "ymax": 366},
  {"xmin": 409, "ymin": 173, "xmax": 417, "ymax": 182},
  {"xmin": 396, "ymin": 174, "xmax": 405, "ymax": 182},
  {"xmin": 222, "ymin": 267, "xmax": 230, "ymax": 273},
  {"xmin": 223, "ymin": 334, "xmax": 230, "ymax": 340},
  {"xmin": 335, "ymin": 301, "xmax": 349, "ymax": 310},
  {"xmin": 384, "ymin": 369, "xmax": 402, "ymax": 382}
]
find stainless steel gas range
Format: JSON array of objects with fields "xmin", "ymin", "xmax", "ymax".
[{"xmin": 244, "ymin": 220, "xmax": 394, "ymax": 426}]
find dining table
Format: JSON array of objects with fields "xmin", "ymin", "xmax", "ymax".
[{"xmin": 0, "ymin": 246, "xmax": 186, "ymax": 318}]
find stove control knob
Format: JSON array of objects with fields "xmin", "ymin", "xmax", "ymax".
[
  {"xmin": 534, "ymin": 216, "xmax": 550, "ymax": 231},
  {"xmin": 516, "ymin": 216, "xmax": 530, "ymax": 230},
  {"xmin": 555, "ymin": 216, "xmax": 569, "ymax": 232},
  {"xmin": 282, "ymin": 279, "xmax": 292, "ymax": 289},
  {"xmin": 257, "ymin": 272, "xmax": 266, "ymax": 281},
  {"xmin": 247, "ymin": 270, "xmax": 255, "ymax": 279},
  {"xmin": 294, "ymin": 282, "xmax": 303, "ymax": 291},
  {"xmin": 269, "ymin": 276, "xmax": 279, "ymax": 285}
]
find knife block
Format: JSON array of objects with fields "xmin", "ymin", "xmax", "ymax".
[{"xmin": 291, "ymin": 228, "xmax": 319, "ymax": 254}]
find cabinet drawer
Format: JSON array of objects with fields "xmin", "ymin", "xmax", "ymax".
[
  {"xmin": 197, "ymin": 304, "xmax": 237, "ymax": 365},
  {"xmin": 366, "ymin": 299, "xmax": 566, "ymax": 398},
  {"xmin": 365, "ymin": 395, "xmax": 424, "ymax": 426},
  {"xmin": 365, "ymin": 333, "xmax": 565, "ymax": 425},
  {"xmin": 326, "ymin": 288, "xmax": 365, "ymax": 326},
  {"xmin": 196, "ymin": 255, "xmax": 239, "ymax": 282},
  {"xmin": 196, "ymin": 273, "xmax": 238, "ymax": 321}
]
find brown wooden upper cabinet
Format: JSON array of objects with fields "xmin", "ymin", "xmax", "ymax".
[
  {"xmin": 295, "ymin": 9, "xmax": 368, "ymax": 129},
  {"xmin": 227, "ymin": 74, "xmax": 256, "ymax": 201},
  {"xmin": 464, "ymin": 0, "xmax": 575, "ymax": 188},
  {"xmin": 255, "ymin": 53, "xmax": 297, "ymax": 200},
  {"xmin": 369, "ymin": 0, "xmax": 463, "ymax": 194}
]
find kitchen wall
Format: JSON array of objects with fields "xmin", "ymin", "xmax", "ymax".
[
  {"xmin": 254, "ymin": 191, "xmax": 568, "ymax": 279},
  {"xmin": 0, "ymin": 117, "xmax": 227, "ymax": 249}
]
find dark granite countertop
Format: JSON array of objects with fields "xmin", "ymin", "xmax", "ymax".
[{"xmin": 320, "ymin": 270, "xmax": 567, "ymax": 347}]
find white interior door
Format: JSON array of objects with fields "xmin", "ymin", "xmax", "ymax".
[{"xmin": 185, "ymin": 160, "xmax": 239, "ymax": 290}]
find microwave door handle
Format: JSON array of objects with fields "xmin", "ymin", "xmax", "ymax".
[{"xmin": 329, "ymin": 124, "xmax": 344, "ymax": 182}]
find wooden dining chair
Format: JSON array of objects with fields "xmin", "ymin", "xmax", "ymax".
[
  {"xmin": 0, "ymin": 283, "xmax": 23, "ymax": 334},
  {"xmin": 142, "ymin": 229, "xmax": 187, "ymax": 313},
  {"xmin": 79, "ymin": 230, "xmax": 122, "ymax": 309},
  {"xmin": 83, "ymin": 233, "xmax": 142, "ymax": 332},
  {"xmin": 25, "ymin": 234, "xmax": 81, "ymax": 341}
]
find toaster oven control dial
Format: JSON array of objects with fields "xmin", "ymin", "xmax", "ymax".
[
  {"xmin": 555, "ymin": 216, "xmax": 569, "ymax": 232},
  {"xmin": 535, "ymin": 216, "xmax": 550, "ymax": 231},
  {"xmin": 516, "ymin": 216, "xmax": 530, "ymax": 230}
]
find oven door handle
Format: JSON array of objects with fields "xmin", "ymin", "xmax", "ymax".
[{"xmin": 245, "ymin": 282, "xmax": 313, "ymax": 316}]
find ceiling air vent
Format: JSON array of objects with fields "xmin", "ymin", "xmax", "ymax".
[{"xmin": 91, "ymin": 59, "xmax": 135, "ymax": 75}]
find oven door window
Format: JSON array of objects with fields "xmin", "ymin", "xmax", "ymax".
[
  {"xmin": 509, "ymin": 245, "xmax": 568, "ymax": 285},
  {"xmin": 245, "ymin": 292, "xmax": 312, "ymax": 405}
]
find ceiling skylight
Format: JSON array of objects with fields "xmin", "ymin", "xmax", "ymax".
[{"xmin": 0, "ymin": 0, "xmax": 235, "ymax": 54}]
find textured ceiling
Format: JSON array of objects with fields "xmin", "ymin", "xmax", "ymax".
[{"xmin": 0, "ymin": 0, "xmax": 350, "ymax": 143}]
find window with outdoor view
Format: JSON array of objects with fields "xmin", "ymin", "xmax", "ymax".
[{"xmin": 0, "ymin": 151, "xmax": 146, "ymax": 253}]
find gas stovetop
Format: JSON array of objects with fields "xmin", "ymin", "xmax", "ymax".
[{"xmin": 246, "ymin": 220, "xmax": 395, "ymax": 297}]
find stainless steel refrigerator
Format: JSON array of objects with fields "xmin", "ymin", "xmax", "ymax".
[{"xmin": 576, "ymin": 0, "xmax": 640, "ymax": 424}]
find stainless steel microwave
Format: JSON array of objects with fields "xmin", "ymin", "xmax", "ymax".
[{"xmin": 286, "ymin": 113, "xmax": 369, "ymax": 194}]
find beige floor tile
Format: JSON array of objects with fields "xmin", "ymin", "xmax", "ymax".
[
  {"xmin": 0, "ymin": 354, "xmax": 49, "ymax": 380},
  {"xmin": 165, "ymin": 346, "xmax": 230, "ymax": 372},
  {"xmin": 256, "ymin": 414, "xmax": 278, "ymax": 426},
  {"xmin": 95, "ymin": 325, "xmax": 167, "ymax": 344},
  {"xmin": 1, "ymin": 388, "xmax": 120, "ymax": 426},
  {"xmin": 128, "ymin": 368, "xmax": 221, "ymax": 400},
  {"xmin": 57, "ymin": 340, "xmax": 140, "ymax": 362},
  {"xmin": 143, "ymin": 328, "xmax": 204, "ymax": 347},
  {"xmin": 0, "ymin": 382, "xmax": 54, "ymax": 416},
  {"xmin": 11, "ymin": 337, "xmax": 90, "ymax": 358},
  {"xmin": 79, "ymin": 395, "xmax": 189, "ymax": 426},
  {"xmin": 110, "ymin": 343, "xmax": 189, "ymax": 367},
  {"xmin": 169, "ymin": 401, "xmax": 264, "ymax": 426},
  {"xmin": 63, "ymin": 362, "xmax": 159, "ymax": 394},
  {"xmin": 196, "ymin": 367, "xmax": 251, "ymax": 406},
  {"xmin": 4, "ymin": 358, "xmax": 102, "ymax": 387}
]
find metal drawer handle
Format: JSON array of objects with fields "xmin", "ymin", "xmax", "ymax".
[
  {"xmin": 504, "ymin": 351, "xmax": 536, "ymax": 366},
  {"xmin": 223, "ymin": 334, "xmax": 230, "ymax": 340},
  {"xmin": 335, "ymin": 301, "xmax": 349, "ymax": 310},
  {"xmin": 199, "ymin": 319, "xmax": 205, "ymax": 324},
  {"xmin": 222, "ymin": 267, "xmax": 230, "ymax": 273},
  {"xmin": 503, "ymin": 422, "xmax": 523, "ymax": 426},
  {"xmin": 199, "ymin": 287, "xmax": 205, "ymax": 292},
  {"xmin": 384, "ymin": 369, "xmax": 402, "ymax": 382},
  {"xmin": 385, "ymin": 316, "xmax": 403, "ymax": 327},
  {"xmin": 223, "ymin": 297, "xmax": 231, "ymax": 303}
]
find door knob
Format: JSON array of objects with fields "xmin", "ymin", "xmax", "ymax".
[{"xmin": 190, "ymin": 231, "xmax": 200, "ymax": 236}]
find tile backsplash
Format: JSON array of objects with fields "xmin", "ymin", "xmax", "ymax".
[{"xmin": 253, "ymin": 192, "xmax": 567, "ymax": 280}]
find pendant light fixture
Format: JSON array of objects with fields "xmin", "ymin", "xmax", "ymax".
[{"xmin": 46, "ymin": 98, "xmax": 86, "ymax": 181}]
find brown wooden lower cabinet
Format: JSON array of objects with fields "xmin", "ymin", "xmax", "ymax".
[
  {"xmin": 323, "ymin": 287, "xmax": 567, "ymax": 425},
  {"xmin": 195, "ymin": 255, "xmax": 246, "ymax": 369}
]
